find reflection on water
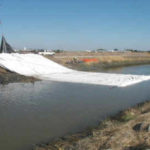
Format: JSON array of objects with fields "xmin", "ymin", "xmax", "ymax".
[
  {"xmin": 103, "ymin": 64, "xmax": 150, "ymax": 75},
  {"xmin": 0, "ymin": 64, "xmax": 150, "ymax": 150}
]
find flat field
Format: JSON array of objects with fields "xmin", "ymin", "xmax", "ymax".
[{"xmin": 46, "ymin": 51, "xmax": 150, "ymax": 71}]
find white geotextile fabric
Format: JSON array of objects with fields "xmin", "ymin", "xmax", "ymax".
[{"xmin": 0, "ymin": 53, "xmax": 150, "ymax": 87}]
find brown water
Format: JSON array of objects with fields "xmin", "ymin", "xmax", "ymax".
[{"xmin": 0, "ymin": 64, "xmax": 150, "ymax": 150}]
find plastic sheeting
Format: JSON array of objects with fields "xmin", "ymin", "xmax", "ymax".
[
  {"xmin": 0, "ymin": 36, "xmax": 15, "ymax": 53},
  {"xmin": 0, "ymin": 53, "xmax": 150, "ymax": 87}
]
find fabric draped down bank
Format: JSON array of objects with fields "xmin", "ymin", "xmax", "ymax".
[{"xmin": 0, "ymin": 53, "xmax": 150, "ymax": 87}]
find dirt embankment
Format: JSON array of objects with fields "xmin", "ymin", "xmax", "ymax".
[
  {"xmin": 34, "ymin": 101, "xmax": 150, "ymax": 150},
  {"xmin": 0, "ymin": 67, "xmax": 38, "ymax": 84},
  {"xmin": 46, "ymin": 51, "xmax": 150, "ymax": 71}
]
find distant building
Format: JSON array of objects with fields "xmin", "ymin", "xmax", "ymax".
[
  {"xmin": 24, "ymin": 47, "xmax": 27, "ymax": 51},
  {"xmin": 85, "ymin": 50, "xmax": 92, "ymax": 52},
  {"xmin": 107, "ymin": 49, "xmax": 115, "ymax": 52},
  {"xmin": 38, "ymin": 50, "xmax": 55, "ymax": 56}
]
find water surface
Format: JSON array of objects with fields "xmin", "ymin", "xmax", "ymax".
[
  {"xmin": 0, "ymin": 64, "xmax": 150, "ymax": 150},
  {"xmin": 103, "ymin": 64, "xmax": 150, "ymax": 75}
]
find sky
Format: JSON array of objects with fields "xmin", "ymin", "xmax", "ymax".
[{"xmin": 0, "ymin": 0, "xmax": 150, "ymax": 50}]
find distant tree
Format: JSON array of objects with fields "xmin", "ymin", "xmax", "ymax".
[
  {"xmin": 97, "ymin": 48, "xmax": 106, "ymax": 52},
  {"xmin": 125, "ymin": 49, "xmax": 139, "ymax": 52},
  {"xmin": 114, "ymin": 48, "xmax": 118, "ymax": 51},
  {"xmin": 53, "ymin": 49, "xmax": 64, "ymax": 53},
  {"xmin": 125, "ymin": 49, "xmax": 133, "ymax": 52}
]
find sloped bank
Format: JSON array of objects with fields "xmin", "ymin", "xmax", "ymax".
[
  {"xmin": 69, "ymin": 60, "xmax": 150, "ymax": 72},
  {"xmin": 0, "ymin": 67, "xmax": 38, "ymax": 84},
  {"xmin": 1, "ymin": 54, "xmax": 150, "ymax": 87},
  {"xmin": 34, "ymin": 101, "xmax": 150, "ymax": 150},
  {"xmin": 47, "ymin": 52, "xmax": 150, "ymax": 72}
]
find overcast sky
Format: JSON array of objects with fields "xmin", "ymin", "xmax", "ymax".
[{"xmin": 0, "ymin": 0, "xmax": 150, "ymax": 50}]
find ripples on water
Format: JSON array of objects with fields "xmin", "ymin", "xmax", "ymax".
[{"xmin": 0, "ymin": 64, "xmax": 150, "ymax": 150}]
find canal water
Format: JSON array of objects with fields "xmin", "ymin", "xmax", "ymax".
[{"xmin": 0, "ymin": 64, "xmax": 150, "ymax": 150}]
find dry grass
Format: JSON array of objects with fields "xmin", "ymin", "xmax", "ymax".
[
  {"xmin": 0, "ymin": 67, "xmax": 8, "ymax": 73},
  {"xmin": 0, "ymin": 67, "xmax": 38, "ymax": 84},
  {"xmin": 35, "ymin": 101, "xmax": 150, "ymax": 150},
  {"xmin": 45, "ymin": 52, "xmax": 150, "ymax": 71}
]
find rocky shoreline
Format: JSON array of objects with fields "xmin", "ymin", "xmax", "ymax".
[{"xmin": 34, "ymin": 101, "xmax": 150, "ymax": 150}]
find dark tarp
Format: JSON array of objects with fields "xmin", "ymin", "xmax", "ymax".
[{"xmin": 0, "ymin": 36, "xmax": 15, "ymax": 53}]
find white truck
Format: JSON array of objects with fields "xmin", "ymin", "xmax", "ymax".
[{"xmin": 38, "ymin": 50, "xmax": 55, "ymax": 56}]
